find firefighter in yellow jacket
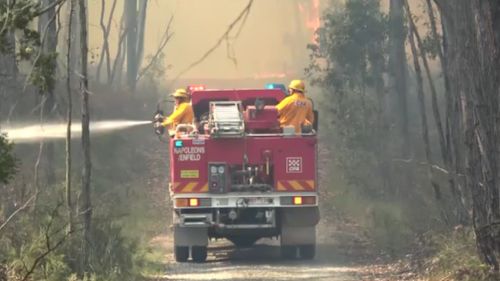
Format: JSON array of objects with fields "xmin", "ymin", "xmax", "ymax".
[
  {"xmin": 276, "ymin": 80, "xmax": 314, "ymax": 133},
  {"xmin": 161, "ymin": 89, "xmax": 194, "ymax": 135}
]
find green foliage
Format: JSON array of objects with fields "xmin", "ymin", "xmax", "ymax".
[
  {"xmin": 30, "ymin": 52, "xmax": 58, "ymax": 92},
  {"xmin": 310, "ymin": 0, "xmax": 387, "ymax": 88},
  {"xmin": 0, "ymin": 0, "xmax": 41, "ymax": 58},
  {"xmin": 311, "ymin": 0, "xmax": 443, "ymax": 257},
  {"xmin": 308, "ymin": 0, "xmax": 389, "ymax": 197},
  {"xmin": 0, "ymin": 134, "xmax": 17, "ymax": 184},
  {"xmin": 1, "ymin": 200, "xmax": 143, "ymax": 281}
]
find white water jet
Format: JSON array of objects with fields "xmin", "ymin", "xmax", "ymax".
[{"xmin": 0, "ymin": 120, "xmax": 152, "ymax": 143}]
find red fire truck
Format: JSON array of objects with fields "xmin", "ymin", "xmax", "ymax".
[{"xmin": 160, "ymin": 85, "xmax": 320, "ymax": 263}]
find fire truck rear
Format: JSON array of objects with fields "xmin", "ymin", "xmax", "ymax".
[{"xmin": 165, "ymin": 85, "xmax": 319, "ymax": 263}]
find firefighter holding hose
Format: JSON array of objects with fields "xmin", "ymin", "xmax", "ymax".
[
  {"xmin": 154, "ymin": 89, "xmax": 194, "ymax": 137},
  {"xmin": 276, "ymin": 80, "xmax": 314, "ymax": 134}
]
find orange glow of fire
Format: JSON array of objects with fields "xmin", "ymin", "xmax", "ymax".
[{"xmin": 298, "ymin": 0, "xmax": 320, "ymax": 42}]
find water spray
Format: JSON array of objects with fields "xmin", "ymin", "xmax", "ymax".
[{"xmin": 0, "ymin": 120, "xmax": 153, "ymax": 143}]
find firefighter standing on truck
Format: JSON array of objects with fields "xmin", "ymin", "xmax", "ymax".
[
  {"xmin": 160, "ymin": 89, "xmax": 194, "ymax": 136},
  {"xmin": 276, "ymin": 80, "xmax": 314, "ymax": 133}
]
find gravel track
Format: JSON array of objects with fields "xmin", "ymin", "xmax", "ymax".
[{"xmin": 149, "ymin": 233, "xmax": 368, "ymax": 281}]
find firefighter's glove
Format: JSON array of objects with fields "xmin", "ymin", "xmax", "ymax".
[
  {"xmin": 153, "ymin": 121, "xmax": 165, "ymax": 136},
  {"xmin": 153, "ymin": 112, "xmax": 164, "ymax": 123}
]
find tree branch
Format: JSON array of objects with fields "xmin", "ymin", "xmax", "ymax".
[
  {"xmin": 172, "ymin": 0, "xmax": 254, "ymax": 81},
  {"xmin": 34, "ymin": 0, "xmax": 66, "ymax": 17},
  {"xmin": 136, "ymin": 15, "xmax": 173, "ymax": 83}
]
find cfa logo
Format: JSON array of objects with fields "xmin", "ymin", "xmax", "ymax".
[
  {"xmin": 286, "ymin": 157, "xmax": 303, "ymax": 173},
  {"xmin": 294, "ymin": 100, "xmax": 307, "ymax": 107}
]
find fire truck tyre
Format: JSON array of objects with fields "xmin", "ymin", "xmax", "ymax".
[
  {"xmin": 229, "ymin": 237, "xmax": 259, "ymax": 248},
  {"xmin": 299, "ymin": 244, "xmax": 316, "ymax": 260},
  {"xmin": 174, "ymin": 246, "xmax": 189, "ymax": 262},
  {"xmin": 280, "ymin": 245, "xmax": 297, "ymax": 259},
  {"xmin": 191, "ymin": 246, "xmax": 208, "ymax": 263}
]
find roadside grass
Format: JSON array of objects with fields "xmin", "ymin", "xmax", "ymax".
[
  {"xmin": 139, "ymin": 244, "xmax": 168, "ymax": 278},
  {"xmin": 424, "ymin": 228, "xmax": 499, "ymax": 281}
]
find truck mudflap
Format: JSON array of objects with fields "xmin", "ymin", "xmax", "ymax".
[
  {"xmin": 281, "ymin": 206, "xmax": 320, "ymax": 227},
  {"xmin": 280, "ymin": 206, "xmax": 319, "ymax": 250},
  {"xmin": 174, "ymin": 225, "xmax": 208, "ymax": 247}
]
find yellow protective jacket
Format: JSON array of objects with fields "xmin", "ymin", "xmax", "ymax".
[
  {"xmin": 161, "ymin": 102, "xmax": 194, "ymax": 131},
  {"xmin": 276, "ymin": 93, "xmax": 314, "ymax": 133}
]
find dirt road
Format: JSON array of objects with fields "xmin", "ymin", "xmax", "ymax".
[
  {"xmin": 151, "ymin": 239, "xmax": 357, "ymax": 281},
  {"xmin": 147, "ymin": 221, "xmax": 389, "ymax": 281}
]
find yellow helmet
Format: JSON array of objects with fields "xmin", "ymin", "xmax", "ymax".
[
  {"xmin": 288, "ymin": 79, "xmax": 306, "ymax": 93},
  {"xmin": 170, "ymin": 89, "xmax": 189, "ymax": 99}
]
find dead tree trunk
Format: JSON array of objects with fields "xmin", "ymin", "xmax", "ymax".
[
  {"xmin": 78, "ymin": 0, "xmax": 92, "ymax": 273},
  {"xmin": 96, "ymin": 0, "xmax": 117, "ymax": 83},
  {"xmin": 66, "ymin": 0, "xmax": 75, "ymax": 233}
]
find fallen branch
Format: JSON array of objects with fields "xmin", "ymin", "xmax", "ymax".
[
  {"xmin": 0, "ymin": 193, "xmax": 37, "ymax": 233},
  {"xmin": 392, "ymin": 158, "xmax": 465, "ymax": 178}
]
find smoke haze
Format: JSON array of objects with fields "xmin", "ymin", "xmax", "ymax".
[{"xmin": 87, "ymin": 0, "xmax": 322, "ymax": 81}]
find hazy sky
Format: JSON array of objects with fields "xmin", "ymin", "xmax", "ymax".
[{"xmin": 87, "ymin": 0, "xmax": 321, "ymax": 80}]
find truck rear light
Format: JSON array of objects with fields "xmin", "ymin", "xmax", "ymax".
[
  {"xmin": 302, "ymin": 196, "xmax": 316, "ymax": 205},
  {"xmin": 175, "ymin": 198, "xmax": 204, "ymax": 208},
  {"xmin": 281, "ymin": 196, "xmax": 316, "ymax": 206},
  {"xmin": 293, "ymin": 196, "xmax": 303, "ymax": 205},
  {"xmin": 189, "ymin": 198, "xmax": 200, "ymax": 207},
  {"xmin": 175, "ymin": 198, "xmax": 188, "ymax": 207}
]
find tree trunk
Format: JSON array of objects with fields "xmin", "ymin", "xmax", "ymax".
[
  {"xmin": 388, "ymin": 0, "xmax": 410, "ymax": 158},
  {"xmin": 66, "ymin": 0, "xmax": 75, "ymax": 234},
  {"xmin": 136, "ymin": 0, "xmax": 148, "ymax": 71},
  {"xmin": 0, "ymin": 30, "xmax": 17, "ymax": 120},
  {"xmin": 78, "ymin": 0, "xmax": 92, "ymax": 273},
  {"xmin": 406, "ymin": 1, "xmax": 469, "ymax": 224},
  {"xmin": 39, "ymin": 0, "xmax": 58, "ymax": 186},
  {"xmin": 126, "ymin": 0, "xmax": 138, "ymax": 91},
  {"xmin": 438, "ymin": 0, "xmax": 500, "ymax": 269},
  {"xmin": 96, "ymin": 0, "xmax": 118, "ymax": 84},
  {"xmin": 407, "ymin": 15, "xmax": 446, "ymax": 223},
  {"xmin": 68, "ymin": 0, "xmax": 81, "ymax": 81}
]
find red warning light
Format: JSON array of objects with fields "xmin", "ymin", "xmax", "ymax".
[{"xmin": 187, "ymin": 85, "xmax": 206, "ymax": 92}]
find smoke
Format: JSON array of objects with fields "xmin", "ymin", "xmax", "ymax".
[
  {"xmin": 298, "ymin": 0, "xmax": 321, "ymax": 42},
  {"xmin": 1, "ymin": 120, "xmax": 151, "ymax": 143},
  {"xmin": 88, "ymin": 0, "xmax": 323, "ymax": 80}
]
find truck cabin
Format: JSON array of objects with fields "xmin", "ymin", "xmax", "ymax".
[{"xmin": 180, "ymin": 87, "xmax": 318, "ymax": 137}]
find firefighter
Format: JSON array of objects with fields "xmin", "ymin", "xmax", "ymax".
[
  {"xmin": 276, "ymin": 79, "xmax": 314, "ymax": 133},
  {"xmin": 159, "ymin": 89, "xmax": 194, "ymax": 136}
]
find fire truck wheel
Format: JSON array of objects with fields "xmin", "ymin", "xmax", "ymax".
[
  {"xmin": 299, "ymin": 244, "xmax": 316, "ymax": 260},
  {"xmin": 174, "ymin": 246, "xmax": 189, "ymax": 262},
  {"xmin": 191, "ymin": 246, "xmax": 208, "ymax": 263},
  {"xmin": 280, "ymin": 245, "xmax": 297, "ymax": 259}
]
